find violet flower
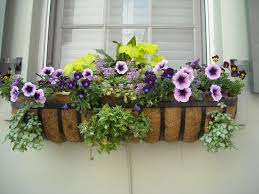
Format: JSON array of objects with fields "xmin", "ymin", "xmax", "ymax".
[
  {"xmin": 81, "ymin": 79, "xmax": 90, "ymax": 88},
  {"xmin": 136, "ymin": 83, "xmax": 145, "ymax": 94},
  {"xmin": 210, "ymin": 84, "xmax": 222, "ymax": 102},
  {"xmin": 22, "ymin": 82, "xmax": 37, "ymax": 97},
  {"xmin": 174, "ymin": 88, "xmax": 192, "ymax": 102},
  {"xmin": 180, "ymin": 67, "xmax": 194, "ymax": 81},
  {"xmin": 143, "ymin": 85, "xmax": 151, "ymax": 93},
  {"xmin": 52, "ymin": 69, "xmax": 63, "ymax": 78},
  {"xmin": 74, "ymin": 72, "xmax": 83, "ymax": 80},
  {"xmin": 153, "ymin": 60, "xmax": 169, "ymax": 73},
  {"xmin": 66, "ymin": 80, "xmax": 77, "ymax": 90},
  {"xmin": 161, "ymin": 68, "xmax": 175, "ymax": 79},
  {"xmin": 115, "ymin": 61, "xmax": 128, "ymax": 75},
  {"xmin": 133, "ymin": 105, "xmax": 142, "ymax": 112},
  {"xmin": 10, "ymin": 86, "xmax": 19, "ymax": 102},
  {"xmin": 34, "ymin": 89, "xmax": 46, "ymax": 104},
  {"xmin": 82, "ymin": 68, "xmax": 93, "ymax": 80},
  {"xmin": 205, "ymin": 64, "xmax": 221, "ymax": 80},
  {"xmin": 190, "ymin": 58, "xmax": 200, "ymax": 69},
  {"xmin": 102, "ymin": 67, "xmax": 115, "ymax": 77},
  {"xmin": 41, "ymin": 66, "xmax": 54, "ymax": 76},
  {"xmin": 127, "ymin": 69, "xmax": 140, "ymax": 81},
  {"xmin": 172, "ymin": 71, "xmax": 192, "ymax": 90},
  {"xmin": 144, "ymin": 71, "xmax": 157, "ymax": 87}
]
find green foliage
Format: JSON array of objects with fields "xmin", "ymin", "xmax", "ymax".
[
  {"xmin": 79, "ymin": 104, "xmax": 150, "ymax": 154},
  {"xmin": 138, "ymin": 78, "xmax": 174, "ymax": 106},
  {"xmin": 200, "ymin": 108, "xmax": 241, "ymax": 153},
  {"xmin": 197, "ymin": 72, "xmax": 245, "ymax": 96},
  {"xmin": 5, "ymin": 104, "xmax": 44, "ymax": 152},
  {"xmin": 101, "ymin": 76, "xmax": 138, "ymax": 103},
  {"xmin": 70, "ymin": 83, "xmax": 102, "ymax": 113},
  {"xmin": 0, "ymin": 78, "xmax": 13, "ymax": 100}
]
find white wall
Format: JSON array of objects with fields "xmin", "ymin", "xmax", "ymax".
[
  {"xmin": 1, "ymin": 1, "xmax": 258, "ymax": 194},
  {"xmin": 0, "ymin": 0, "xmax": 6, "ymax": 56}
]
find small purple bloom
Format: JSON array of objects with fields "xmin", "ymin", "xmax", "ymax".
[
  {"xmin": 161, "ymin": 68, "xmax": 175, "ymax": 79},
  {"xmin": 102, "ymin": 67, "xmax": 115, "ymax": 77},
  {"xmin": 133, "ymin": 105, "xmax": 142, "ymax": 112},
  {"xmin": 81, "ymin": 79, "xmax": 90, "ymax": 88},
  {"xmin": 10, "ymin": 86, "xmax": 19, "ymax": 102},
  {"xmin": 136, "ymin": 83, "xmax": 145, "ymax": 94},
  {"xmin": 180, "ymin": 67, "xmax": 194, "ymax": 81},
  {"xmin": 12, "ymin": 76, "xmax": 21, "ymax": 87},
  {"xmin": 22, "ymin": 82, "xmax": 37, "ymax": 97},
  {"xmin": 143, "ymin": 85, "xmax": 151, "ymax": 93},
  {"xmin": 82, "ymin": 68, "xmax": 93, "ymax": 80},
  {"xmin": 153, "ymin": 60, "xmax": 169, "ymax": 73},
  {"xmin": 189, "ymin": 58, "xmax": 200, "ymax": 69},
  {"xmin": 205, "ymin": 64, "xmax": 221, "ymax": 80},
  {"xmin": 115, "ymin": 61, "xmax": 128, "ymax": 75},
  {"xmin": 34, "ymin": 89, "xmax": 46, "ymax": 104},
  {"xmin": 174, "ymin": 88, "xmax": 192, "ymax": 102},
  {"xmin": 127, "ymin": 69, "xmax": 140, "ymax": 81},
  {"xmin": 94, "ymin": 58, "xmax": 105, "ymax": 72},
  {"xmin": 41, "ymin": 66, "xmax": 54, "ymax": 76},
  {"xmin": 52, "ymin": 69, "xmax": 63, "ymax": 78},
  {"xmin": 172, "ymin": 71, "xmax": 192, "ymax": 90},
  {"xmin": 66, "ymin": 80, "xmax": 77, "ymax": 90},
  {"xmin": 62, "ymin": 104, "xmax": 69, "ymax": 110},
  {"xmin": 210, "ymin": 84, "xmax": 222, "ymax": 102},
  {"xmin": 144, "ymin": 71, "xmax": 157, "ymax": 87},
  {"xmin": 74, "ymin": 71, "xmax": 83, "ymax": 80},
  {"xmin": 145, "ymin": 71, "xmax": 154, "ymax": 76}
]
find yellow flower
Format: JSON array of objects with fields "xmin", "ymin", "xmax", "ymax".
[{"xmin": 64, "ymin": 64, "xmax": 74, "ymax": 76}]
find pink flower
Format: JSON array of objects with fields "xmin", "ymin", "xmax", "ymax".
[
  {"xmin": 174, "ymin": 88, "xmax": 192, "ymax": 102},
  {"xmin": 34, "ymin": 89, "xmax": 46, "ymax": 104},
  {"xmin": 180, "ymin": 67, "xmax": 194, "ymax": 81},
  {"xmin": 172, "ymin": 71, "xmax": 192, "ymax": 90},
  {"xmin": 205, "ymin": 64, "xmax": 221, "ymax": 80},
  {"xmin": 210, "ymin": 84, "xmax": 222, "ymax": 102}
]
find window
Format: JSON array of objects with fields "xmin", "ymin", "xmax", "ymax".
[{"xmin": 48, "ymin": 0, "xmax": 205, "ymax": 69}]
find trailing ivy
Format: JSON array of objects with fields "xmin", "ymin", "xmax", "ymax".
[
  {"xmin": 5, "ymin": 104, "xmax": 44, "ymax": 152},
  {"xmin": 79, "ymin": 104, "xmax": 150, "ymax": 154},
  {"xmin": 200, "ymin": 105, "xmax": 241, "ymax": 153}
]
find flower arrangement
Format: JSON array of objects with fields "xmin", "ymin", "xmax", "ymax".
[{"xmin": 0, "ymin": 37, "xmax": 246, "ymax": 155}]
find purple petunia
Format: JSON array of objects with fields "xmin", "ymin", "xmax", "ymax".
[
  {"xmin": 133, "ymin": 105, "xmax": 142, "ymax": 112},
  {"xmin": 81, "ymin": 79, "xmax": 90, "ymax": 88},
  {"xmin": 74, "ymin": 72, "xmax": 83, "ymax": 80},
  {"xmin": 174, "ymin": 88, "xmax": 192, "ymax": 102},
  {"xmin": 34, "ymin": 89, "xmax": 46, "ymax": 104},
  {"xmin": 102, "ymin": 67, "xmax": 115, "ymax": 77},
  {"xmin": 52, "ymin": 69, "xmax": 63, "ymax": 78},
  {"xmin": 115, "ymin": 61, "xmax": 128, "ymax": 75},
  {"xmin": 82, "ymin": 68, "xmax": 94, "ymax": 80},
  {"xmin": 10, "ymin": 86, "xmax": 19, "ymax": 102},
  {"xmin": 180, "ymin": 67, "xmax": 194, "ymax": 81},
  {"xmin": 144, "ymin": 71, "xmax": 157, "ymax": 87},
  {"xmin": 172, "ymin": 71, "xmax": 192, "ymax": 90},
  {"xmin": 210, "ymin": 84, "xmax": 222, "ymax": 102},
  {"xmin": 127, "ymin": 69, "xmax": 140, "ymax": 81},
  {"xmin": 205, "ymin": 64, "xmax": 221, "ymax": 80},
  {"xmin": 153, "ymin": 60, "xmax": 169, "ymax": 73},
  {"xmin": 22, "ymin": 82, "xmax": 37, "ymax": 97},
  {"xmin": 66, "ymin": 79, "xmax": 77, "ymax": 90},
  {"xmin": 143, "ymin": 85, "xmax": 151, "ymax": 93},
  {"xmin": 161, "ymin": 68, "xmax": 175, "ymax": 79},
  {"xmin": 189, "ymin": 58, "xmax": 200, "ymax": 69},
  {"xmin": 41, "ymin": 66, "xmax": 54, "ymax": 76}
]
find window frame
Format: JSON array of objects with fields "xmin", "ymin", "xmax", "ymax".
[{"xmin": 47, "ymin": 0, "xmax": 207, "ymax": 68}]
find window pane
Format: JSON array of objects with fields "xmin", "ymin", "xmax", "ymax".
[
  {"xmin": 60, "ymin": 29, "xmax": 103, "ymax": 67},
  {"xmin": 152, "ymin": 29, "xmax": 194, "ymax": 68},
  {"xmin": 63, "ymin": 0, "xmax": 104, "ymax": 25},
  {"xmin": 152, "ymin": 0, "xmax": 193, "ymax": 26},
  {"xmin": 108, "ymin": 0, "xmax": 149, "ymax": 25},
  {"xmin": 106, "ymin": 28, "xmax": 148, "ymax": 57}
]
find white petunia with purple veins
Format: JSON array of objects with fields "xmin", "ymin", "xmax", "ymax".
[
  {"xmin": 205, "ymin": 64, "xmax": 221, "ymax": 80},
  {"xmin": 41, "ymin": 66, "xmax": 55, "ymax": 76},
  {"xmin": 210, "ymin": 84, "xmax": 222, "ymax": 102},
  {"xmin": 153, "ymin": 60, "xmax": 169, "ymax": 73},
  {"xmin": 22, "ymin": 82, "xmax": 37, "ymax": 97},
  {"xmin": 34, "ymin": 89, "xmax": 46, "ymax": 104},
  {"xmin": 172, "ymin": 71, "xmax": 192, "ymax": 90},
  {"xmin": 180, "ymin": 67, "xmax": 194, "ymax": 81},
  {"xmin": 10, "ymin": 86, "xmax": 19, "ymax": 102},
  {"xmin": 82, "ymin": 68, "xmax": 93, "ymax": 80},
  {"xmin": 115, "ymin": 61, "xmax": 128, "ymax": 75},
  {"xmin": 52, "ymin": 69, "xmax": 63, "ymax": 78},
  {"xmin": 174, "ymin": 88, "xmax": 192, "ymax": 102}
]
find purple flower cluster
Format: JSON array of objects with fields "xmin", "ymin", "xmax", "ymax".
[
  {"xmin": 102, "ymin": 67, "xmax": 115, "ymax": 77},
  {"xmin": 11, "ymin": 82, "xmax": 46, "ymax": 104},
  {"xmin": 127, "ymin": 69, "xmax": 140, "ymax": 81},
  {"xmin": 172, "ymin": 67, "xmax": 194, "ymax": 102},
  {"xmin": 142, "ymin": 71, "xmax": 157, "ymax": 93}
]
